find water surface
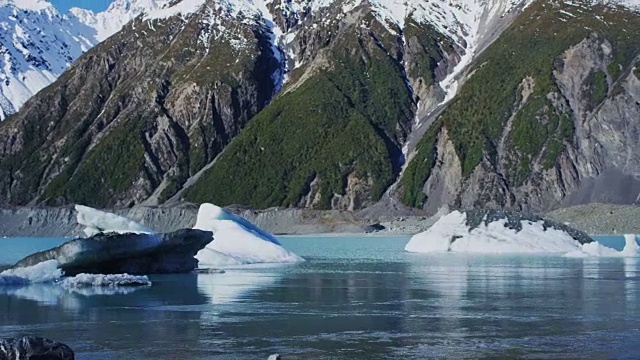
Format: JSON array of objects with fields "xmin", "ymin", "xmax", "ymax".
[{"xmin": 1, "ymin": 235, "xmax": 640, "ymax": 359}]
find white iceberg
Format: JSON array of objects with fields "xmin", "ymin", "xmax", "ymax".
[
  {"xmin": 75, "ymin": 203, "xmax": 303, "ymax": 268},
  {"xmin": 0, "ymin": 260, "xmax": 63, "ymax": 286},
  {"xmin": 194, "ymin": 204, "xmax": 303, "ymax": 267},
  {"xmin": 0, "ymin": 258, "xmax": 152, "ymax": 290},
  {"xmin": 405, "ymin": 210, "xmax": 639, "ymax": 257},
  {"xmin": 565, "ymin": 234, "xmax": 640, "ymax": 258},
  {"xmin": 76, "ymin": 205, "xmax": 153, "ymax": 237},
  {"xmin": 61, "ymin": 273, "xmax": 151, "ymax": 288}
]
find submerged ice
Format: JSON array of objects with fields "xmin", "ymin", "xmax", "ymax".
[{"xmin": 405, "ymin": 209, "xmax": 640, "ymax": 257}]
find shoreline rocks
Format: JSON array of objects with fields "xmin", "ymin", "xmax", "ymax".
[{"xmin": 0, "ymin": 336, "xmax": 74, "ymax": 360}]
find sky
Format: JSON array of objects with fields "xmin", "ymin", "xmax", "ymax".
[{"xmin": 49, "ymin": 0, "xmax": 114, "ymax": 13}]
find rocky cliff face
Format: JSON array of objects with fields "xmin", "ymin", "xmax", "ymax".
[
  {"xmin": 0, "ymin": 3, "xmax": 281, "ymax": 207},
  {"xmin": 0, "ymin": 0, "xmax": 532, "ymax": 210},
  {"xmin": 0, "ymin": 0, "xmax": 165, "ymax": 120},
  {"xmin": 400, "ymin": 1, "xmax": 640, "ymax": 213},
  {"xmin": 4, "ymin": 0, "xmax": 638, "ymax": 213}
]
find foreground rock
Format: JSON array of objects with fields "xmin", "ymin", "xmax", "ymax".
[
  {"xmin": 405, "ymin": 209, "xmax": 598, "ymax": 255},
  {"xmin": 0, "ymin": 336, "xmax": 74, "ymax": 360},
  {"xmin": 12, "ymin": 229, "xmax": 212, "ymax": 276}
]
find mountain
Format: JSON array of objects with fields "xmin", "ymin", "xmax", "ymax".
[
  {"xmin": 0, "ymin": 0, "xmax": 639, "ymax": 214},
  {"xmin": 399, "ymin": 0, "xmax": 640, "ymax": 213},
  {"xmin": 0, "ymin": 0, "xmax": 162, "ymax": 120}
]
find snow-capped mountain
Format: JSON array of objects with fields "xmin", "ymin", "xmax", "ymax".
[
  {"xmin": 1, "ymin": 0, "xmax": 640, "ymax": 213},
  {"xmin": 0, "ymin": 0, "xmax": 163, "ymax": 120}
]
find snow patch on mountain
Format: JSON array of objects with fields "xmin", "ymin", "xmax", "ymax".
[
  {"xmin": 0, "ymin": 0, "xmax": 163, "ymax": 120},
  {"xmin": 145, "ymin": 0, "xmax": 203, "ymax": 20}
]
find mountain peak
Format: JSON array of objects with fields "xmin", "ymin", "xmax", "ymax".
[{"xmin": 0, "ymin": 0, "xmax": 53, "ymax": 11}]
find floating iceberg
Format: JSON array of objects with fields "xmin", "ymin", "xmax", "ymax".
[
  {"xmin": 194, "ymin": 204, "xmax": 303, "ymax": 267},
  {"xmin": 76, "ymin": 205, "xmax": 153, "ymax": 237},
  {"xmin": 405, "ymin": 209, "xmax": 638, "ymax": 257},
  {"xmin": 565, "ymin": 234, "xmax": 640, "ymax": 258},
  {"xmin": 0, "ymin": 260, "xmax": 151, "ymax": 294},
  {"xmin": 0, "ymin": 260, "xmax": 63, "ymax": 286},
  {"xmin": 12, "ymin": 229, "xmax": 212, "ymax": 275}
]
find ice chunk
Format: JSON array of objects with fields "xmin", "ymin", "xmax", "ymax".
[
  {"xmin": 62, "ymin": 273, "xmax": 151, "ymax": 288},
  {"xmin": 0, "ymin": 260, "xmax": 62, "ymax": 286},
  {"xmin": 194, "ymin": 204, "xmax": 303, "ymax": 267},
  {"xmin": 407, "ymin": 210, "xmax": 640, "ymax": 257},
  {"xmin": 621, "ymin": 234, "xmax": 640, "ymax": 256},
  {"xmin": 405, "ymin": 210, "xmax": 593, "ymax": 254},
  {"xmin": 76, "ymin": 205, "xmax": 153, "ymax": 237},
  {"xmin": 13, "ymin": 229, "xmax": 211, "ymax": 275}
]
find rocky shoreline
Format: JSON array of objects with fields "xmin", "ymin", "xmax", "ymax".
[{"xmin": 0, "ymin": 203, "xmax": 637, "ymax": 238}]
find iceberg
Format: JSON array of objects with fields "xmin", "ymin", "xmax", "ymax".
[
  {"xmin": 193, "ymin": 204, "xmax": 304, "ymax": 267},
  {"xmin": 73, "ymin": 203, "xmax": 302, "ymax": 267},
  {"xmin": 404, "ymin": 209, "xmax": 637, "ymax": 257},
  {"xmin": 12, "ymin": 228, "xmax": 212, "ymax": 275},
  {"xmin": 76, "ymin": 204, "xmax": 153, "ymax": 237},
  {"xmin": 565, "ymin": 234, "xmax": 640, "ymax": 258},
  {"xmin": 0, "ymin": 260, "xmax": 63, "ymax": 286}
]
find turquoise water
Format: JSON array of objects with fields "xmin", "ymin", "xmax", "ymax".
[
  {"xmin": 1, "ymin": 235, "xmax": 640, "ymax": 359},
  {"xmin": 0, "ymin": 237, "xmax": 69, "ymax": 266}
]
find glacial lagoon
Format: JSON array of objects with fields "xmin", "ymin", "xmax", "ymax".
[{"xmin": 1, "ymin": 235, "xmax": 640, "ymax": 359}]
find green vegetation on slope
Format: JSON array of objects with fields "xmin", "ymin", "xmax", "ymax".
[
  {"xmin": 185, "ymin": 30, "xmax": 415, "ymax": 209},
  {"xmin": 400, "ymin": 1, "xmax": 640, "ymax": 207},
  {"xmin": 45, "ymin": 118, "xmax": 145, "ymax": 207}
]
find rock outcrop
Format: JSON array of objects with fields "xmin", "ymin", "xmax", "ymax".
[
  {"xmin": 12, "ymin": 229, "xmax": 213, "ymax": 275},
  {"xmin": 400, "ymin": 1, "xmax": 640, "ymax": 213},
  {"xmin": 0, "ymin": 337, "xmax": 74, "ymax": 360}
]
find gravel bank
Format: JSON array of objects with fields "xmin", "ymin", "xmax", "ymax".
[
  {"xmin": 546, "ymin": 203, "xmax": 640, "ymax": 235},
  {"xmin": 1, "ymin": 203, "xmax": 637, "ymax": 238}
]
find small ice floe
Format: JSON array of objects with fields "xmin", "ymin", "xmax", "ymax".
[{"xmin": 61, "ymin": 273, "xmax": 151, "ymax": 288}]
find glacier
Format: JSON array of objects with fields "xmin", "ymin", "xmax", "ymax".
[
  {"xmin": 12, "ymin": 228, "xmax": 212, "ymax": 275},
  {"xmin": 194, "ymin": 204, "xmax": 304, "ymax": 267},
  {"xmin": 405, "ymin": 209, "xmax": 640, "ymax": 257},
  {"xmin": 0, "ymin": 260, "xmax": 62, "ymax": 286}
]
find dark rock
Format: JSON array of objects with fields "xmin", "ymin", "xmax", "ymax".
[
  {"xmin": 363, "ymin": 223, "xmax": 386, "ymax": 233},
  {"xmin": 0, "ymin": 337, "xmax": 74, "ymax": 360},
  {"xmin": 12, "ymin": 229, "xmax": 213, "ymax": 275},
  {"xmin": 463, "ymin": 209, "xmax": 593, "ymax": 245}
]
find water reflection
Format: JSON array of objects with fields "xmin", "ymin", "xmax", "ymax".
[
  {"xmin": 0, "ymin": 239, "xmax": 639, "ymax": 359},
  {"xmin": 196, "ymin": 264, "xmax": 286, "ymax": 305}
]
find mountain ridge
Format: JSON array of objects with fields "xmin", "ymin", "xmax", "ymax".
[
  {"xmin": 1, "ymin": 0, "xmax": 640, "ymax": 215},
  {"xmin": 0, "ymin": 0, "xmax": 164, "ymax": 119}
]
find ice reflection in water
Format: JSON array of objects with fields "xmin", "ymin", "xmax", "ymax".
[{"xmin": 0, "ymin": 236, "xmax": 639, "ymax": 359}]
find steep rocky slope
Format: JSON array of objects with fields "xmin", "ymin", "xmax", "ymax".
[
  {"xmin": 0, "ymin": 0, "xmax": 164, "ymax": 120},
  {"xmin": 0, "ymin": 0, "xmax": 531, "ymax": 209},
  {"xmin": 399, "ymin": 0, "xmax": 640, "ymax": 214},
  {"xmin": 0, "ymin": 2, "xmax": 281, "ymax": 207},
  {"xmin": 181, "ymin": 0, "xmax": 533, "ymax": 209},
  {"xmin": 2, "ymin": 0, "xmax": 639, "ymax": 214}
]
